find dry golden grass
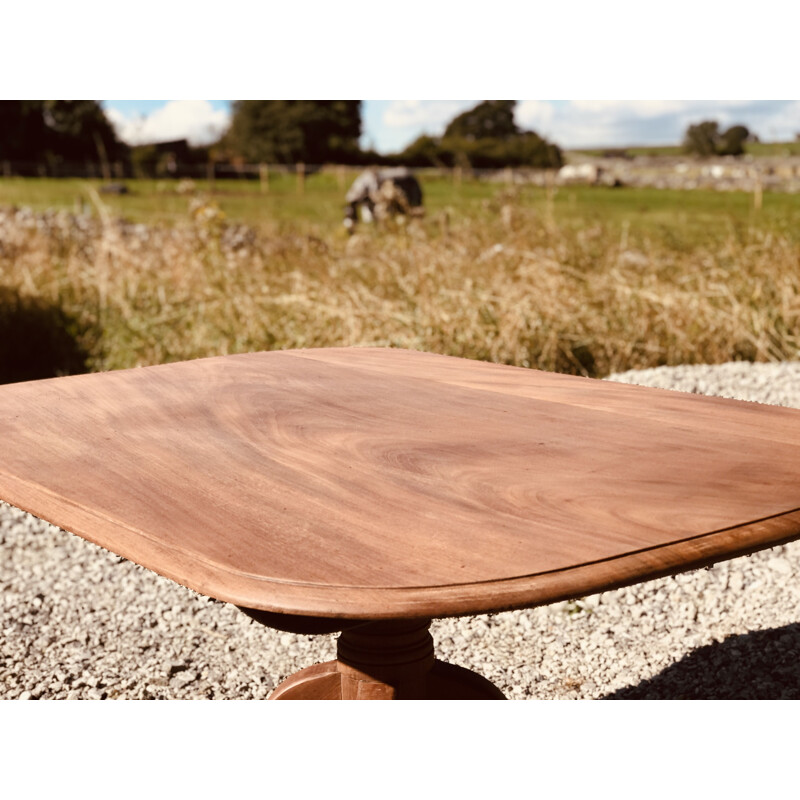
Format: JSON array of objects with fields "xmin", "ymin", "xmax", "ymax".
[{"xmin": 1, "ymin": 193, "xmax": 798, "ymax": 378}]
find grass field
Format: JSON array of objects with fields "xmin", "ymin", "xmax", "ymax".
[
  {"xmin": 3, "ymin": 173, "xmax": 798, "ymax": 241},
  {"xmin": 1, "ymin": 175, "xmax": 799, "ymax": 382},
  {"xmin": 571, "ymin": 140, "xmax": 800, "ymax": 158}
]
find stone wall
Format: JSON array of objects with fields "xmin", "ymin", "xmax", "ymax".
[
  {"xmin": 483, "ymin": 156, "xmax": 800, "ymax": 193},
  {"xmin": 579, "ymin": 155, "xmax": 800, "ymax": 193}
]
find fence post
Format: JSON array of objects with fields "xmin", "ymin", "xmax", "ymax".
[
  {"xmin": 296, "ymin": 162, "xmax": 305, "ymax": 195},
  {"xmin": 259, "ymin": 163, "xmax": 270, "ymax": 193},
  {"xmin": 545, "ymin": 170, "xmax": 556, "ymax": 232},
  {"xmin": 753, "ymin": 169, "xmax": 762, "ymax": 211}
]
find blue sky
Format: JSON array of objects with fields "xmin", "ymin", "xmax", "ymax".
[{"xmin": 102, "ymin": 100, "xmax": 800, "ymax": 153}]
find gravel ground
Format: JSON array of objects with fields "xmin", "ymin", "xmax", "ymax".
[{"xmin": 3, "ymin": 360, "xmax": 800, "ymax": 700}]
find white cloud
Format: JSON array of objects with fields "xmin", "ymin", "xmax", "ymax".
[
  {"xmin": 522, "ymin": 100, "xmax": 800, "ymax": 148},
  {"xmin": 568, "ymin": 100, "xmax": 689, "ymax": 117},
  {"xmin": 516, "ymin": 100, "xmax": 556, "ymax": 131},
  {"xmin": 382, "ymin": 100, "xmax": 474, "ymax": 134},
  {"xmin": 107, "ymin": 100, "xmax": 230, "ymax": 146}
]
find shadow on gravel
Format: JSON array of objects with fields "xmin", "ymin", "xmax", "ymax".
[
  {"xmin": 0, "ymin": 288, "xmax": 91, "ymax": 384},
  {"xmin": 602, "ymin": 623, "xmax": 800, "ymax": 699}
]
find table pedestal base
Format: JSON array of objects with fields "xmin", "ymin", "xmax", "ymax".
[{"xmin": 268, "ymin": 618, "xmax": 505, "ymax": 700}]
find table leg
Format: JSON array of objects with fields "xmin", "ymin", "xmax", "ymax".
[{"xmin": 269, "ymin": 618, "xmax": 506, "ymax": 700}]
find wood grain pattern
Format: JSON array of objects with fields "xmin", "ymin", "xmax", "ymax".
[{"xmin": 1, "ymin": 347, "xmax": 800, "ymax": 620}]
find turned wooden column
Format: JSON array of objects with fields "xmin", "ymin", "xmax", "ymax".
[
  {"xmin": 268, "ymin": 618, "xmax": 505, "ymax": 700},
  {"xmin": 336, "ymin": 618, "xmax": 435, "ymax": 698}
]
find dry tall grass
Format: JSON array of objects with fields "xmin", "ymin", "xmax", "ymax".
[{"xmin": 1, "ymin": 195, "xmax": 798, "ymax": 378}]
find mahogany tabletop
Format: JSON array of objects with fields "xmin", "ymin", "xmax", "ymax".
[{"xmin": 2, "ymin": 347, "xmax": 800, "ymax": 621}]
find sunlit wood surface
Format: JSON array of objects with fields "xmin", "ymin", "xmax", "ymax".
[{"xmin": 2, "ymin": 347, "xmax": 800, "ymax": 620}]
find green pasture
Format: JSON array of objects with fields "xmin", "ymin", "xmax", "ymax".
[
  {"xmin": 1, "ymin": 174, "xmax": 798, "ymax": 249},
  {"xmin": 2, "ymin": 172, "xmax": 800, "ymax": 382},
  {"xmin": 571, "ymin": 140, "xmax": 800, "ymax": 158}
]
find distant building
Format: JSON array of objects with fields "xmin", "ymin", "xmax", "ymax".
[{"xmin": 149, "ymin": 139, "xmax": 192, "ymax": 174}]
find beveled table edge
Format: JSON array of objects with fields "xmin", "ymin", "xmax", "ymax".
[
  {"xmin": 155, "ymin": 509, "xmax": 800, "ymax": 619},
  {"xmin": 4, "ymin": 347, "xmax": 800, "ymax": 622},
  {"xmin": 3, "ymin": 468, "xmax": 799, "ymax": 620}
]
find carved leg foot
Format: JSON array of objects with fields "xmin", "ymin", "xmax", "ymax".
[
  {"xmin": 269, "ymin": 619, "xmax": 506, "ymax": 700},
  {"xmin": 269, "ymin": 660, "xmax": 398, "ymax": 700}
]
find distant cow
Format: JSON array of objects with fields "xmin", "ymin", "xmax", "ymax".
[
  {"xmin": 344, "ymin": 168, "xmax": 423, "ymax": 230},
  {"xmin": 558, "ymin": 163, "xmax": 602, "ymax": 185},
  {"xmin": 557, "ymin": 163, "xmax": 622, "ymax": 187}
]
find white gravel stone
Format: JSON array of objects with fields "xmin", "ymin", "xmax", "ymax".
[{"xmin": 3, "ymin": 360, "xmax": 800, "ymax": 699}]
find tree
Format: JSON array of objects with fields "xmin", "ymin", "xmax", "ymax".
[
  {"xmin": 399, "ymin": 101, "xmax": 563, "ymax": 169},
  {"xmin": 396, "ymin": 134, "xmax": 446, "ymax": 168},
  {"xmin": 506, "ymin": 131, "xmax": 563, "ymax": 168},
  {"xmin": 718, "ymin": 124, "xmax": 750, "ymax": 156},
  {"xmin": 443, "ymin": 100, "xmax": 519, "ymax": 141},
  {"xmin": 683, "ymin": 120, "xmax": 750, "ymax": 157},
  {"xmin": 0, "ymin": 100, "xmax": 124, "ymax": 166},
  {"xmin": 225, "ymin": 101, "xmax": 362, "ymax": 164},
  {"xmin": 683, "ymin": 120, "xmax": 720, "ymax": 157},
  {"xmin": 42, "ymin": 100, "xmax": 125, "ymax": 162},
  {"xmin": 0, "ymin": 101, "xmax": 49, "ymax": 161}
]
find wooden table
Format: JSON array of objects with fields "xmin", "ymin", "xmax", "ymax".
[{"xmin": 2, "ymin": 348, "xmax": 800, "ymax": 699}]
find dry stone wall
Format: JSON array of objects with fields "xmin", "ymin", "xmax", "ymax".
[{"xmin": 481, "ymin": 156, "xmax": 800, "ymax": 193}]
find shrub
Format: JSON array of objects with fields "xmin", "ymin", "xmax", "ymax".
[{"xmin": 683, "ymin": 120, "xmax": 750, "ymax": 157}]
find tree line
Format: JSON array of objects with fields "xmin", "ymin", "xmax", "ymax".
[
  {"xmin": 216, "ymin": 100, "xmax": 565, "ymax": 170},
  {"xmin": 0, "ymin": 100, "xmax": 758, "ymax": 176},
  {"xmin": 0, "ymin": 100, "xmax": 564, "ymax": 173},
  {"xmin": 0, "ymin": 101, "xmax": 125, "ymax": 168}
]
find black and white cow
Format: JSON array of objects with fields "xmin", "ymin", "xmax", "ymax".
[{"xmin": 343, "ymin": 167, "xmax": 423, "ymax": 230}]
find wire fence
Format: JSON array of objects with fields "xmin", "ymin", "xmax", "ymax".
[
  {"xmin": 6, "ymin": 158, "xmax": 797, "ymax": 196},
  {"xmin": 0, "ymin": 158, "xmax": 557, "ymax": 187}
]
